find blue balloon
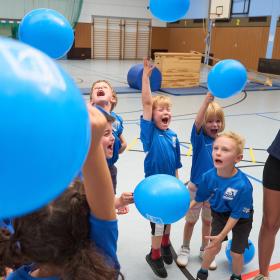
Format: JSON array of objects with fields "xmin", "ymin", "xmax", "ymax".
[
  {"xmin": 207, "ymin": 59, "xmax": 247, "ymax": 98},
  {"xmin": 134, "ymin": 174, "xmax": 190, "ymax": 224},
  {"xmin": 0, "ymin": 37, "xmax": 90, "ymax": 218},
  {"xmin": 19, "ymin": 8, "xmax": 74, "ymax": 59},
  {"xmin": 225, "ymin": 239, "xmax": 255, "ymax": 265},
  {"xmin": 149, "ymin": 0, "xmax": 190, "ymax": 22},
  {"xmin": 127, "ymin": 63, "xmax": 162, "ymax": 91}
]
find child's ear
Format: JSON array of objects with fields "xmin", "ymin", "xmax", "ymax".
[{"xmin": 235, "ymin": 154, "xmax": 243, "ymax": 163}]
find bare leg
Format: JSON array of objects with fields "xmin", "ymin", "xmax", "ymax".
[
  {"xmin": 231, "ymin": 252, "xmax": 243, "ymax": 275},
  {"xmin": 183, "ymin": 221, "xmax": 196, "ymax": 245},
  {"xmin": 201, "ymin": 219, "xmax": 211, "ymax": 248},
  {"xmin": 201, "ymin": 243, "xmax": 222, "ymax": 270},
  {"xmin": 152, "ymin": 235, "xmax": 163, "ymax": 249},
  {"xmin": 258, "ymin": 187, "xmax": 280, "ymax": 276}
]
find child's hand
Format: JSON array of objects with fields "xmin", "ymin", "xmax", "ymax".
[
  {"xmin": 120, "ymin": 192, "xmax": 134, "ymax": 205},
  {"xmin": 87, "ymin": 105, "xmax": 107, "ymax": 144},
  {"xmin": 205, "ymin": 92, "xmax": 214, "ymax": 103},
  {"xmin": 143, "ymin": 58, "xmax": 154, "ymax": 78},
  {"xmin": 204, "ymin": 234, "xmax": 223, "ymax": 250},
  {"xmin": 117, "ymin": 205, "xmax": 129, "ymax": 215}
]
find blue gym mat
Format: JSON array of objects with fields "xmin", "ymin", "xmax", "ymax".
[
  {"xmin": 159, "ymin": 86, "xmax": 208, "ymax": 96},
  {"xmin": 80, "ymin": 86, "xmax": 141, "ymax": 95},
  {"xmin": 200, "ymin": 82, "xmax": 280, "ymax": 92}
]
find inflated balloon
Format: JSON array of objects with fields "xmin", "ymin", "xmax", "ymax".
[
  {"xmin": 225, "ymin": 239, "xmax": 255, "ymax": 265},
  {"xmin": 149, "ymin": 0, "xmax": 190, "ymax": 22},
  {"xmin": 19, "ymin": 8, "xmax": 74, "ymax": 59},
  {"xmin": 0, "ymin": 37, "xmax": 90, "ymax": 218},
  {"xmin": 134, "ymin": 174, "xmax": 190, "ymax": 224},
  {"xmin": 207, "ymin": 59, "xmax": 247, "ymax": 98}
]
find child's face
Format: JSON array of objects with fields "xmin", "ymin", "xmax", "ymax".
[
  {"xmin": 212, "ymin": 136, "xmax": 242, "ymax": 170},
  {"xmin": 101, "ymin": 123, "xmax": 115, "ymax": 159},
  {"xmin": 153, "ymin": 105, "xmax": 171, "ymax": 130},
  {"xmin": 91, "ymin": 82, "xmax": 115, "ymax": 108},
  {"xmin": 204, "ymin": 116, "xmax": 223, "ymax": 139}
]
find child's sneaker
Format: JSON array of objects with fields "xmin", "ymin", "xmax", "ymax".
[
  {"xmin": 199, "ymin": 249, "xmax": 217, "ymax": 270},
  {"xmin": 176, "ymin": 246, "xmax": 190, "ymax": 267},
  {"xmin": 161, "ymin": 244, "xmax": 173, "ymax": 264},
  {"xmin": 196, "ymin": 270, "xmax": 208, "ymax": 280},
  {"xmin": 252, "ymin": 275, "xmax": 269, "ymax": 280},
  {"xmin": 145, "ymin": 253, "xmax": 167, "ymax": 278}
]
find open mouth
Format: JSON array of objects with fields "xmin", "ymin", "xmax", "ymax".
[
  {"xmin": 215, "ymin": 159, "xmax": 223, "ymax": 164},
  {"xmin": 108, "ymin": 144, "xmax": 113, "ymax": 152},
  {"xmin": 161, "ymin": 117, "xmax": 169, "ymax": 125},
  {"xmin": 97, "ymin": 90, "xmax": 105, "ymax": 97},
  {"xmin": 211, "ymin": 129, "xmax": 218, "ymax": 134}
]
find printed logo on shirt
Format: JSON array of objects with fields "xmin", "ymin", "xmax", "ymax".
[
  {"xmin": 112, "ymin": 120, "xmax": 120, "ymax": 132},
  {"xmin": 223, "ymin": 187, "xmax": 238, "ymax": 200},
  {"xmin": 172, "ymin": 136, "xmax": 177, "ymax": 148},
  {"xmin": 242, "ymin": 207, "xmax": 251, "ymax": 214}
]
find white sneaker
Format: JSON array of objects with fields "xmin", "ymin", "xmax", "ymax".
[
  {"xmin": 252, "ymin": 275, "xmax": 269, "ymax": 280},
  {"xmin": 176, "ymin": 246, "xmax": 190, "ymax": 267},
  {"xmin": 199, "ymin": 250, "xmax": 217, "ymax": 270}
]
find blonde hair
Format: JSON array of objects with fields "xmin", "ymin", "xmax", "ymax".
[
  {"xmin": 217, "ymin": 131, "xmax": 245, "ymax": 155},
  {"xmin": 204, "ymin": 101, "xmax": 225, "ymax": 132},
  {"xmin": 152, "ymin": 95, "xmax": 172, "ymax": 111},
  {"xmin": 90, "ymin": 80, "xmax": 118, "ymax": 111}
]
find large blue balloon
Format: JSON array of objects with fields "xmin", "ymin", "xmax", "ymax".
[
  {"xmin": 0, "ymin": 37, "xmax": 90, "ymax": 218},
  {"xmin": 225, "ymin": 239, "xmax": 255, "ymax": 265},
  {"xmin": 207, "ymin": 59, "xmax": 247, "ymax": 98},
  {"xmin": 149, "ymin": 0, "xmax": 190, "ymax": 22},
  {"xmin": 19, "ymin": 8, "xmax": 74, "ymax": 59},
  {"xmin": 134, "ymin": 174, "xmax": 190, "ymax": 224}
]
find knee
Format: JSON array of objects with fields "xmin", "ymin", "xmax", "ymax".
[
  {"xmin": 230, "ymin": 251, "xmax": 243, "ymax": 261},
  {"xmin": 202, "ymin": 219, "xmax": 211, "ymax": 227},
  {"xmin": 262, "ymin": 217, "xmax": 280, "ymax": 235}
]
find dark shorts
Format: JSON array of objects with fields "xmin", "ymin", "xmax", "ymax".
[
  {"xmin": 109, "ymin": 164, "xmax": 117, "ymax": 194},
  {"xmin": 211, "ymin": 210, "xmax": 253, "ymax": 254},
  {"xmin": 263, "ymin": 155, "xmax": 280, "ymax": 191}
]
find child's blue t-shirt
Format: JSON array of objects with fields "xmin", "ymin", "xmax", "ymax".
[
  {"xmin": 195, "ymin": 168, "xmax": 253, "ymax": 219},
  {"xmin": 190, "ymin": 123, "xmax": 214, "ymax": 185},
  {"xmin": 107, "ymin": 112, "xmax": 124, "ymax": 167},
  {"xmin": 140, "ymin": 117, "xmax": 182, "ymax": 177},
  {"xmin": 6, "ymin": 214, "xmax": 119, "ymax": 280}
]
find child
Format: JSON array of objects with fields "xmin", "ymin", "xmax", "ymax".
[
  {"xmin": 177, "ymin": 93, "xmax": 225, "ymax": 270},
  {"xmin": 90, "ymin": 80, "xmax": 127, "ymax": 195},
  {"xmin": 140, "ymin": 58, "xmax": 182, "ymax": 278},
  {"xmin": 0, "ymin": 107, "xmax": 121, "ymax": 280},
  {"xmin": 192, "ymin": 131, "xmax": 254, "ymax": 280},
  {"xmin": 96, "ymin": 105, "xmax": 133, "ymax": 214}
]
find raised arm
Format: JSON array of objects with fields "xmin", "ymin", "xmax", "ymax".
[
  {"xmin": 142, "ymin": 58, "xmax": 154, "ymax": 121},
  {"xmin": 195, "ymin": 92, "xmax": 214, "ymax": 131},
  {"xmin": 83, "ymin": 106, "xmax": 116, "ymax": 221}
]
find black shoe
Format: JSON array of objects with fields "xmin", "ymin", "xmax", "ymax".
[
  {"xmin": 230, "ymin": 275, "xmax": 242, "ymax": 280},
  {"xmin": 161, "ymin": 244, "xmax": 173, "ymax": 264},
  {"xmin": 196, "ymin": 270, "xmax": 208, "ymax": 280},
  {"xmin": 145, "ymin": 253, "xmax": 168, "ymax": 278}
]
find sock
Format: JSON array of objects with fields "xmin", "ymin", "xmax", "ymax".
[
  {"xmin": 151, "ymin": 248, "xmax": 161, "ymax": 260},
  {"xmin": 198, "ymin": 268, "xmax": 208, "ymax": 275},
  {"xmin": 161, "ymin": 233, "xmax": 170, "ymax": 247},
  {"xmin": 183, "ymin": 239, "xmax": 190, "ymax": 249},
  {"xmin": 230, "ymin": 274, "xmax": 242, "ymax": 280}
]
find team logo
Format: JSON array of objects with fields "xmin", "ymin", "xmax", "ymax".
[
  {"xmin": 172, "ymin": 136, "xmax": 177, "ymax": 148},
  {"xmin": 223, "ymin": 187, "xmax": 238, "ymax": 200}
]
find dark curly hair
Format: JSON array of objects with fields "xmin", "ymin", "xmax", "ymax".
[{"xmin": 0, "ymin": 180, "xmax": 121, "ymax": 280}]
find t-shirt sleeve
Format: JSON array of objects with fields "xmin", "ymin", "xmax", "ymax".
[
  {"xmin": 140, "ymin": 116, "xmax": 154, "ymax": 152},
  {"xmin": 116, "ymin": 114, "xmax": 124, "ymax": 136},
  {"xmin": 230, "ymin": 185, "xmax": 253, "ymax": 219},
  {"xmin": 89, "ymin": 214, "xmax": 120, "ymax": 270},
  {"xmin": 195, "ymin": 173, "xmax": 211, "ymax": 202},
  {"xmin": 190, "ymin": 123, "xmax": 204, "ymax": 150},
  {"xmin": 175, "ymin": 137, "xmax": 182, "ymax": 169}
]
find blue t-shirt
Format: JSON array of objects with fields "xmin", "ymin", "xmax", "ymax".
[
  {"xmin": 195, "ymin": 168, "xmax": 253, "ymax": 219},
  {"xmin": 107, "ymin": 112, "xmax": 124, "ymax": 166},
  {"xmin": 6, "ymin": 214, "xmax": 119, "ymax": 280},
  {"xmin": 267, "ymin": 129, "xmax": 280, "ymax": 161},
  {"xmin": 190, "ymin": 123, "xmax": 214, "ymax": 185},
  {"xmin": 140, "ymin": 117, "xmax": 182, "ymax": 177},
  {"xmin": 0, "ymin": 218, "xmax": 14, "ymax": 234}
]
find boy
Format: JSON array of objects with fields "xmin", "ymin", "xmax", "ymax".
[
  {"xmin": 191, "ymin": 131, "xmax": 253, "ymax": 280},
  {"xmin": 90, "ymin": 80, "xmax": 127, "ymax": 194},
  {"xmin": 140, "ymin": 58, "xmax": 182, "ymax": 278}
]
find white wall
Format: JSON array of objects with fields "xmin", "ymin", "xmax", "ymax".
[{"xmin": 79, "ymin": 0, "xmax": 166, "ymax": 26}]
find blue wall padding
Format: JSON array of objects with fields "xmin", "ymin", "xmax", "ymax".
[{"xmin": 127, "ymin": 64, "xmax": 162, "ymax": 91}]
